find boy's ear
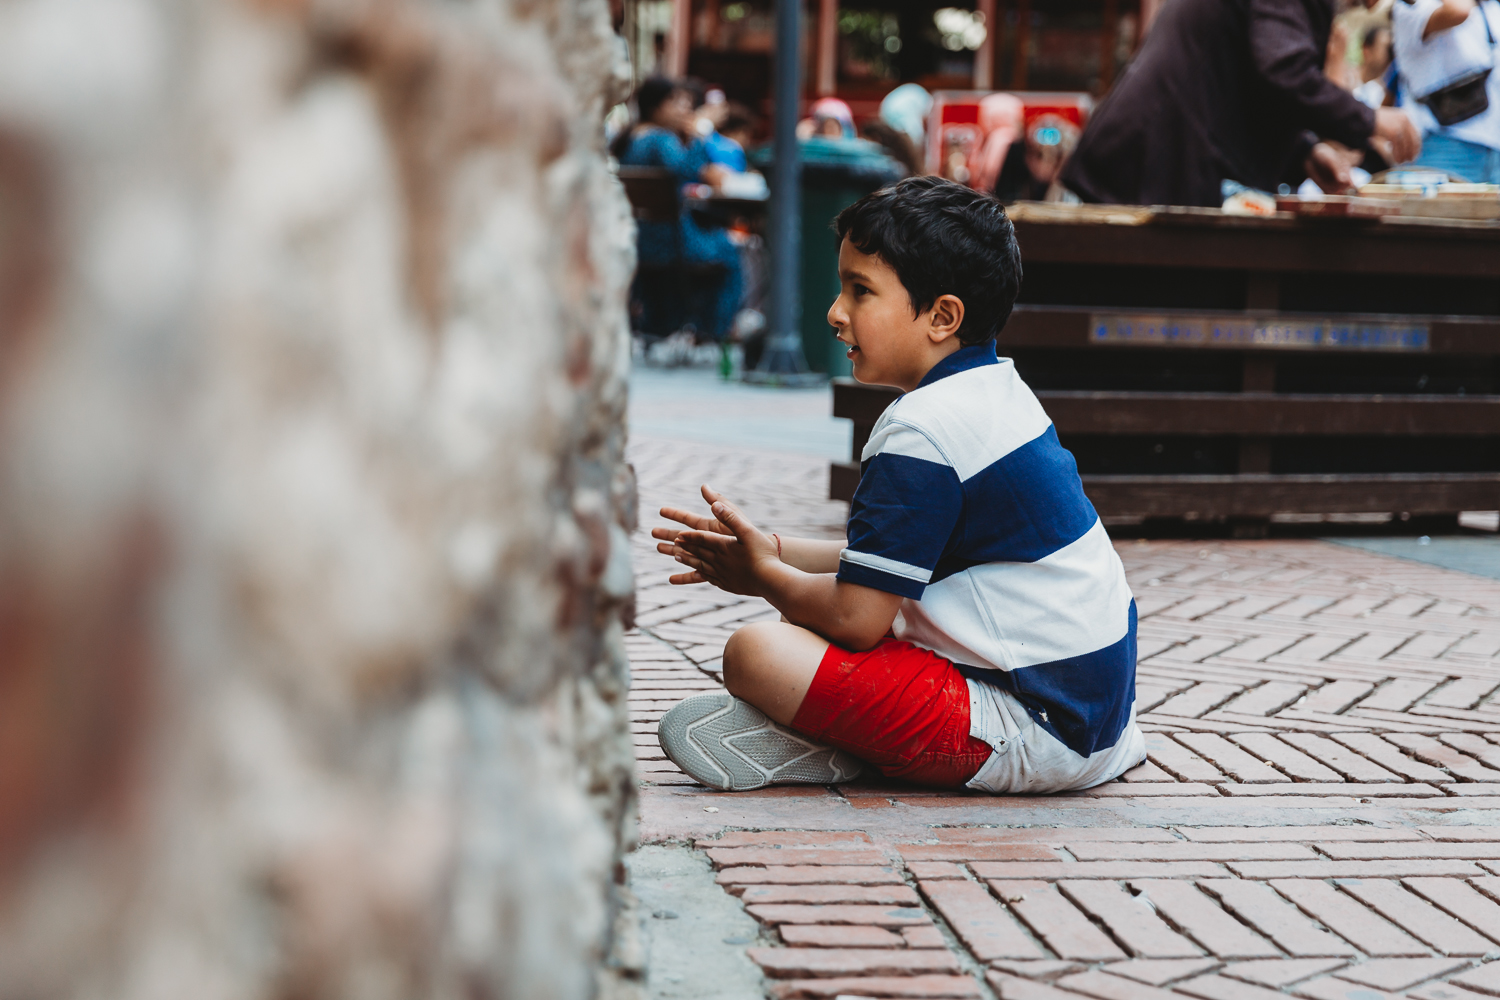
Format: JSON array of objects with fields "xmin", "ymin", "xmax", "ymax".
[{"xmin": 927, "ymin": 294, "xmax": 965, "ymax": 344}]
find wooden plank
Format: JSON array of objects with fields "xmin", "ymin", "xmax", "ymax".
[
  {"xmin": 831, "ymin": 450, "xmax": 1500, "ymax": 513},
  {"xmin": 1001, "ymin": 307, "xmax": 1500, "ymax": 356},
  {"xmin": 616, "ymin": 166, "xmax": 679, "ymax": 223},
  {"xmin": 1433, "ymin": 320, "xmax": 1500, "ymax": 355},
  {"xmin": 1078, "ymin": 472, "xmax": 1500, "ymax": 518},
  {"xmin": 1001, "ymin": 307, "xmax": 1094, "ymax": 348},
  {"xmin": 832, "ymin": 381, "xmax": 1500, "ymax": 435},
  {"xmin": 1010, "ymin": 217, "xmax": 1500, "ymax": 279},
  {"xmin": 829, "ymin": 461, "xmax": 859, "ymax": 503},
  {"xmin": 1037, "ymin": 392, "xmax": 1500, "ymax": 436},
  {"xmin": 831, "ymin": 379, "xmax": 899, "ymax": 422}
]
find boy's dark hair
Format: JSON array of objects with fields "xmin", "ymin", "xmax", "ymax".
[{"xmin": 834, "ymin": 175, "xmax": 1022, "ymax": 345}]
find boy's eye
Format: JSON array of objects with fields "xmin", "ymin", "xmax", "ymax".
[{"xmin": 853, "ymin": 283, "xmax": 870, "ymax": 297}]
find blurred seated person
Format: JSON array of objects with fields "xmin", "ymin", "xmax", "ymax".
[
  {"xmin": 1061, "ymin": 0, "xmax": 1420, "ymax": 205},
  {"xmin": 797, "ymin": 97, "xmax": 857, "ymax": 140},
  {"xmin": 859, "ymin": 120, "xmax": 922, "ymax": 176},
  {"xmin": 613, "ymin": 77, "xmax": 743, "ymax": 341},
  {"xmin": 1365, "ymin": 24, "xmax": 1396, "ymax": 80},
  {"xmin": 967, "ymin": 93, "xmax": 1025, "ymax": 192},
  {"xmin": 1333, "ymin": 0, "xmax": 1395, "ymax": 87},
  {"xmin": 1353, "ymin": 25, "xmax": 1395, "ymax": 107},
  {"xmin": 995, "ymin": 115, "xmax": 1083, "ymax": 202},
  {"xmin": 706, "ymin": 104, "xmax": 757, "ymax": 172},
  {"xmin": 696, "ymin": 89, "xmax": 747, "ymax": 172},
  {"xmin": 880, "ymin": 83, "xmax": 934, "ymax": 152}
]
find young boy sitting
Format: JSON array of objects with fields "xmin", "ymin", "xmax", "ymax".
[{"xmin": 653, "ymin": 176, "xmax": 1144, "ymax": 794}]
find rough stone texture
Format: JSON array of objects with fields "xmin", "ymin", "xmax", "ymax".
[{"xmin": 0, "ymin": 1, "xmax": 639, "ymax": 998}]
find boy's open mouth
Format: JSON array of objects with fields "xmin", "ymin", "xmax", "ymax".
[{"xmin": 846, "ymin": 344, "xmax": 860, "ymax": 359}]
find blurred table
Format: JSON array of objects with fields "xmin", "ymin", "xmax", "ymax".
[
  {"xmin": 829, "ymin": 203, "xmax": 1500, "ymax": 531},
  {"xmin": 685, "ymin": 193, "xmax": 769, "ymax": 231}
]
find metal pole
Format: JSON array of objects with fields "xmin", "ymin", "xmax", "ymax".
[{"xmin": 746, "ymin": 0, "xmax": 820, "ymax": 384}]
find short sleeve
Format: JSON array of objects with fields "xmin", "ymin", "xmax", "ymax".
[
  {"xmin": 837, "ymin": 422, "xmax": 963, "ymax": 599},
  {"xmin": 1394, "ymin": 0, "xmax": 1489, "ymax": 98},
  {"xmin": 1393, "ymin": 0, "xmax": 1441, "ymax": 70}
]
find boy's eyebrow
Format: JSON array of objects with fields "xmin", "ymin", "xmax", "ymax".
[{"xmin": 840, "ymin": 268, "xmax": 876, "ymax": 283}]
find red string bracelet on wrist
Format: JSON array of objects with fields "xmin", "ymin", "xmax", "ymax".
[{"xmin": 772, "ymin": 533, "xmax": 782, "ymax": 559}]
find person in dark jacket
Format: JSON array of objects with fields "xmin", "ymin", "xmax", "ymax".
[{"xmin": 1060, "ymin": 0, "xmax": 1422, "ymax": 206}]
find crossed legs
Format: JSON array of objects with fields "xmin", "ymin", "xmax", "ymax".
[
  {"xmin": 657, "ymin": 621, "xmax": 864, "ymax": 790},
  {"xmin": 721, "ymin": 621, "xmax": 831, "ymax": 726}
]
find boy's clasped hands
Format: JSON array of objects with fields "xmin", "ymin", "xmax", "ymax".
[{"xmin": 653, "ymin": 485, "xmax": 778, "ymax": 595}]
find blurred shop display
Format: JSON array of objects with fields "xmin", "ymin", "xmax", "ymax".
[
  {"xmin": 929, "ymin": 88, "xmax": 1091, "ymax": 181},
  {"xmin": 614, "ymin": 0, "xmax": 1139, "ymax": 130}
]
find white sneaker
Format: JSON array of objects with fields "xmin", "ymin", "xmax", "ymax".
[{"xmin": 657, "ymin": 691, "xmax": 865, "ymax": 791}]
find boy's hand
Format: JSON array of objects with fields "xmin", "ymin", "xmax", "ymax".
[
  {"xmin": 653, "ymin": 485, "xmax": 739, "ymax": 584},
  {"xmin": 670, "ymin": 497, "xmax": 779, "ymax": 594}
]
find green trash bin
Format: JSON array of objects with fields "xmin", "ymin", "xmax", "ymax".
[{"xmin": 754, "ymin": 138, "xmax": 904, "ymax": 376}]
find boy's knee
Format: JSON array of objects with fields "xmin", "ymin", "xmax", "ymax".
[{"xmin": 722, "ymin": 621, "xmax": 779, "ymax": 696}]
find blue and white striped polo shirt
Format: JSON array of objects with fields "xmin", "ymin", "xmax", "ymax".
[{"xmin": 838, "ymin": 344, "xmax": 1140, "ymax": 782}]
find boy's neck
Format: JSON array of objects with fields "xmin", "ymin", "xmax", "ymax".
[{"xmin": 897, "ymin": 338, "xmax": 970, "ymax": 393}]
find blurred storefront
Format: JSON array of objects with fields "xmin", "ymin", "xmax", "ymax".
[{"xmin": 615, "ymin": 0, "xmax": 1159, "ymax": 121}]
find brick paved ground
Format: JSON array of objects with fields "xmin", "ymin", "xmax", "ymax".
[{"xmin": 627, "ymin": 417, "xmax": 1500, "ymax": 1000}]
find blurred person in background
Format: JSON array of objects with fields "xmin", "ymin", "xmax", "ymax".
[
  {"xmin": 613, "ymin": 77, "xmax": 744, "ymax": 341},
  {"xmin": 880, "ymin": 83, "xmax": 934, "ymax": 153},
  {"xmin": 1392, "ymin": 0, "xmax": 1500, "ymax": 181},
  {"xmin": 1354, "ymin": 25, "xmax": 1396, "ymax": 106},
  {"xmin": 1332, "ymin": 0, "xmax": 1395, "ymax": 88},
  {"xmin": 1366, "ymin": 23, "xmax": 1397, "ymax": 79},
  {"xmin": 697, "ymin": 88, "xmax": 746, "ymax": 171},
  {"xmin": 995, "ymin": 115, "xmax": 1084, "ymax": 202},
  {"xmin": 967, "ymin": 93, "xmax": 1026, "ymax": 193},
  {"xmin": 706, "ymin": 103, "xmax": 769, "ymax": 355},
  {"xmin": 709, "ymin": 104, "xmax": 758, "ymax": 171},
  {"xmin": 1061, "ymin": 0, "xmax": 1421, "ymax": 206},
  {"xmin": 799, "ymin": 97, "xmax": 857, "ymax": 139},
  {"xmin": 860, "ymin": 119, "xmax": 923, "ymax": 176}
]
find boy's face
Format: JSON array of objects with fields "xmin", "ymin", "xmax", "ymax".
[{"xmin": 828, "ymin": 238, "xmax": 962, "ymax": 392}]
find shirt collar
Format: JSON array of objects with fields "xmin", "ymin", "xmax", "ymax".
[{"xmin": 914, "ymin": 343, "xmax": 999, "ymax": 390}]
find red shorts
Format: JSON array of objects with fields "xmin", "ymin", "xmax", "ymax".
[{"xmin": 790, "ymin": 638, "xmax": 994, "ymax": 788}]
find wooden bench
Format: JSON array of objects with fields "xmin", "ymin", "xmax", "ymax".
[
  {"xmin": 618, "ymin": 166, "xmax": 679, "ymax": 224},
  {"xmin": 829, "ymin": 205, "xmax": 1500, "ymax": 528},
  {"xmin": 616, "ymin": 165, "xmax": 727, "ymax": 338}
]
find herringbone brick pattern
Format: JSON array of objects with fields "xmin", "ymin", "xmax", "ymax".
[
  {"xmin": 629, "ymin": 435, "xmax": 1500, "ymax": 798},
  {"xmin": 700, "ymin": 826, "xmax": 1500, "ymax": 1000},
  {"xmin": 627, "ymin": 430, "xmax": 1500, "ymax": 999}
]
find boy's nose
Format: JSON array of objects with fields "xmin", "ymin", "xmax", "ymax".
[{"xmin": 827, "ymin": 296, "xmax": 848, "ymax": 332}]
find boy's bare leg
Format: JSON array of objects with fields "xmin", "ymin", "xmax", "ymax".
[
  {"xmin": 722, "ymin": 621, "xmax": 830, "ymax": 726},
  {"xmin": 657, "ymin": 620, "xmax": 861, "ymax": 790}
]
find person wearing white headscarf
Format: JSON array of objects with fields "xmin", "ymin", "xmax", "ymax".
[
  {"xmin": 880, "ymin": 83, "xmax": 934, "ymax": 149},
  {"xmin": 802, "ymin": 97, "xmax": 857, "ymax": 139}
]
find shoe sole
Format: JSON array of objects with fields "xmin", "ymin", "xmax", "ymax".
[{"xmin": 657, "ymin": 691, "xmax": 864, "ymax": 791}]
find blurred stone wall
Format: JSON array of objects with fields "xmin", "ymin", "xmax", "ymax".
[{"xmin": 0, "ymin": 0, "xmax": 641, "ymax": 998}]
